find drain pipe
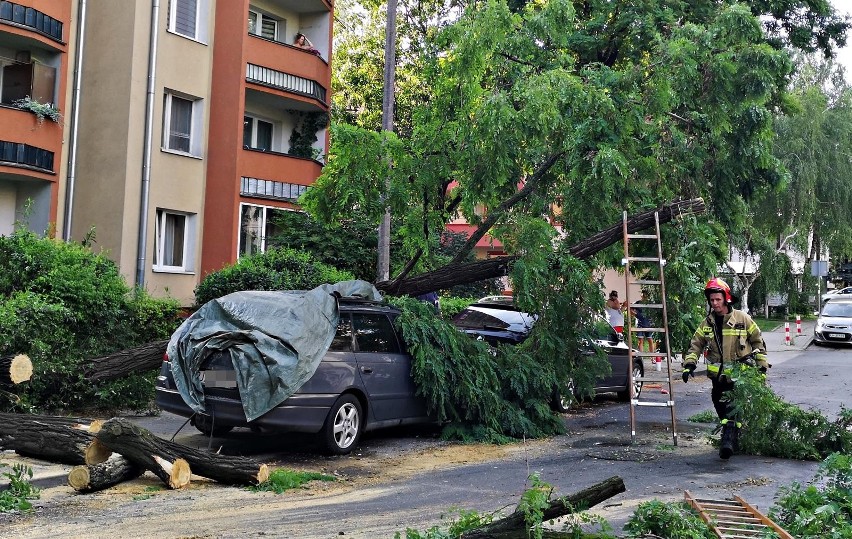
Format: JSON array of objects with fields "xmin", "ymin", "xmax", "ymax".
[
  {"xmin": 136, "ymin": 0, "xmax": 160, "ymax": 288},
  {"xmin": 62, "ymin": 0, "xmax": 87, "ymax": 241}
]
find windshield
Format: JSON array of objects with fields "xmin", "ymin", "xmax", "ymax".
[
  {"xmin": 452, "ymin": 307, "xmax": 536, "ymax": 331},
  {"xmin": 821, "ymin": 302, "xmax": 852, "ymax": 318}
]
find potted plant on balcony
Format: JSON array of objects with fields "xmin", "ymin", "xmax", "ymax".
[{"xmin": 14, "ymin": 96, "xmax": 62, "ymax": 125}]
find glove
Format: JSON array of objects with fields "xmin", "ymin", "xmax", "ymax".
[{"xmin": 682, "ymin": 364, "xmax": 696, "ymax": 383}]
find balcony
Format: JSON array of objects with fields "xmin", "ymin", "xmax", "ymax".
[
  {"xmin": 240, "ymin": 147, "xmax": 323, "ymax": 188},
  {"xmin": 0, "ymin": 105, "xmax": 59, "ymax": 176},
  {"xmin": 245, "ymin": 36, "xmax": 329, "ymax": 92},
  {"xmin": 0, "ymin": 1, "xmax": 64, "ymax": 43},
  {"xmin": 246, "ymin": 63, "xmax": 326, "ymax": 107}
]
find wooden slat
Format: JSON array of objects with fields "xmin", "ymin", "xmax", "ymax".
[{"xmin": 684, "ymin": 491, "xmax": 793, "ymax": 539}]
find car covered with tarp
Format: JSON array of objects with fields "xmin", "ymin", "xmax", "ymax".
[{"xmin": 155, "ymin": 280, "xmax": 432, "ymax": 454}]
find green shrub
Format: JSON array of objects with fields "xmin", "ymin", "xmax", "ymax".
[
  {"xmin": 194, "ymin": 247, "xmax": 354, "ymax": 306},
  {"xmin": 624, "ymin": 500, "xmax": 715, "ymax": 538},
  {"xmin": 437, "ymin": 296, "xmax": 475, "ymax": 319},
  {"xmin": 0, "ymin": 230, "xmax": 181, "ymax": 412},
  {"xmin": 0, "ymin": 463, "xmax": 40, "ymax": 513}
]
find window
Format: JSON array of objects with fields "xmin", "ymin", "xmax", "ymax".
[
  {"xmin": 163, "ymin": 91, "xmax": 203, "ymax": 156},
  {"xmin": 352, "ymin": 313, "xmax": 400, "ymax": 354},
  {"xmin": 238, "ymin": 204, "xmax": 291, "ymax": 257},
  {"xmin": 247, "ymin": 8, "xmax": 283, "ymax": 41},
  {"xmin": 243, "ymin": 115, "xmax": 274, "ymax": 151},
  {"xmin": 154, "ymin": 209, "xmax": 196, "ymax": 272},
  {"xmin": 169, "ymin": 0, "xmax": 209, "ymax": 42},
  {"xmin": 329, "ymin": 315, "xmax": 353, "ymax": 352}
]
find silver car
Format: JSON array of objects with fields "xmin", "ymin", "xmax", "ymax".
[{"xmin": 813, "ymin": 297, "xmax": 852, "ymax": 345}]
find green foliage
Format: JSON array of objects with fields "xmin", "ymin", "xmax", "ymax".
[
  {"xmin": 624, "ymin": 500, "xmax": 715, "ymax": 539},
  {"xmin": 265, "ymin": 210, "xmax": 378, "ymax": 281},
  {"xmin": 193, "ymin": 247, "xmax": 354, "ymax": 306},
  {"xmin": 727, "ymin": 364, "xmax": 852, "ymax": 460},
  {"xmin": 0, "ymin": 463, "xmax": 40, "ymax": 513},
  {"xmin": 250, "ymin": 468, "xmax": 335, "ymax": 494},
  {"xmin": 771, "ymin": 453, "xmax": 852, "ymax": 538},
  {"xmin": 396, "ymin": 508, "xmax": 493, "ymax": 539},
  {"xmin": 391, "ymin": 296, "xmax": 567, "ymax": 441},
  {"xmin": 13, "ymin": 96, "xmax": 62, "ymax": 124},
  {"xmin": 518, "ymin": 473, "xmax": 552, "ymax": 539},
  {"xmin": 437, "ymin": 296, "xmax": 475, "ymax": 320},
  {"xmin": 287, "ymin": 111, "xmax": 329, "ymax": 160},
  {"xmin": 687, "ymin": 410, "xmax": 718, "ymax": 424},
  {"xmin": 0, "ymin": 230, "xmax": 181, "ymax": 412},
  {"xmin": 436, "ymin": 231, "xmax": 505, "ymax": 298}
]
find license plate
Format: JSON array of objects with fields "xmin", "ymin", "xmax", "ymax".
[
  {"xmin": 199, "ymin": 370, "xmax": 237, "ymax": 388},
  {"xmin": 828, "ymin": 333, "xmax": 846, "ymax": 339}
]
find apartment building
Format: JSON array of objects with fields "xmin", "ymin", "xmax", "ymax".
[
  {"xmin": 0, "ymin": 1, "xmax": 73, "ymax": 238},
  {"xmin": 0, "ymin": 0, "xmax": 332, "ymax": 305}
]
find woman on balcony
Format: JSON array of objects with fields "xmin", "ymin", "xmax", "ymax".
[{"xmin": 294, "ymin": 33, "xmax": 321, "ymax": 56}]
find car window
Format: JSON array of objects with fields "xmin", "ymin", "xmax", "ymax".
[
  {"xmin": 822, "ymin": 302, "xmax": 852, "ymax": 318},
  {"xmin": 453, "ymin": 308, "xmax": 511, "ymax": 330},
  {"xmin": 591, "ymin": 319, "xmax": 619, "ymax": 341},
  {"xmin": 352, "ymin": 313, "xmax": 401, "ymax": 353},
  {"xmin": 329, "ymin": 314, "xmax": 353, "ymax": 351}
]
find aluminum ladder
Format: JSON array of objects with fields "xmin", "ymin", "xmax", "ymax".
[
  {"xmin": 685, "ymin": 491, "xmax": 793, "ymax": 538},
  {"xmin": 622, "ymin": 211, "xmax": 677, "ymax": 445}
]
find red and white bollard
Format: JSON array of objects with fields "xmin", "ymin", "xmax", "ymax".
[
  {"xmin": 796, "ymin": 315, "xmax": 801, "ymax": 335},
  {"xmin": 785, "ymin": 322, "xmax": 791, "ymax": 346}
]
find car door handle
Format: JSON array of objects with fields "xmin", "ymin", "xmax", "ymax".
[{"xmin": 361, "ymin": 367, "xmax": 373, "ymax": 374}]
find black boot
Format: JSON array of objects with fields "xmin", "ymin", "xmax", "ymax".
[{"xmin": 719, "ymin": 424, "xmax": 734, "ymax": 460}]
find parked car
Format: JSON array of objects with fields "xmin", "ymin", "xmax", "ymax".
[
  {"xmin": 821, "ymin": 286, "xmax": 852, "ymax": 303},
  {"xmin": 451, "ymin": 300, "xmax": 643, "ymax": 410},
  {"xmin": 813, "ymin": 296, "xmax": 852, "ymax": 346},
  {"xmin": 155, "ymin": 298, "xmax": 433, "ymax": 455}
]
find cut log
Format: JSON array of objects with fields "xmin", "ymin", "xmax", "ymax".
[
  {"xmin": 68, "ymin": 454, "xmax": 143, "ymax": 493},
  {"xmin": 460, "ymin": 476, "xmax": 626, "ymax": 539},
  {"xmin": 94, "ymin": 417, "xmax": 269, "ymax": 487},
  {"xmin": 153, "ymin": 455, "xmax": 192, "ymax": 489},
  {"xmin": 81, "ymin": 339, "xmax": 169, "ymax": 383},
  {"xmin": 0, "ymin": 354, "xmax": 32, "ymax": 387},
  {"xmin": 0, "ymin": 413, "xmax": 100, "ymax": 465},
  {"xmin": 378, "ymin": 198, "xmax": 706, "ymax": 297},
  {"xmin": 85, "ymin": 438, "xmax": 113, "ymax": 465}
]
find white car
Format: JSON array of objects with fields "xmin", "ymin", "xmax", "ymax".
[
  {"xmin": 814, "ymin": 297, "xmax": 852, "ymax": 345},
  {"xmin": 822, "ymin": 286, "xmax": 852, "ymax": 303}
]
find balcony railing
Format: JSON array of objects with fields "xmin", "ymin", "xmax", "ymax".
[
  {"xmin": 246, "ymin": 63, "xmax": 326, "ymax": 103},
  {"xmin": 0, "ymin": 1, "xmax": 64, "ymax": 42},
  {"xmin": 0, "ymin": 139, "xmax": 53, "ymax": 171},
  {"xmin": 241, "ymin": 176, "xmax": 308, "ymax": 202}
]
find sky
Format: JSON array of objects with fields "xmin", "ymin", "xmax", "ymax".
[{"xmin": 833, "ymin": 0, "xmax": 852, "ymax": 75}]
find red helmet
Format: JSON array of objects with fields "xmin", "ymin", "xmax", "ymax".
[{"xmin": 704, "ymin": 277, "xmax": 733, "ymax": 304}]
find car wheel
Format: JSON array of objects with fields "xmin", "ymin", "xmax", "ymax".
[
  {"xmin": 618, "ymin": 361, "xmax": 644, "ymax": 401},
  {"xmin": 551, "ymin": 379, "xmax": 577, "ymax": 413},
  {"xmin": 192, "ymin": 414, "xmax": 234, "ymax": 437},
  {"xmin": 322, "ymin": 394, "xmax": 363, "ymax": 455}
]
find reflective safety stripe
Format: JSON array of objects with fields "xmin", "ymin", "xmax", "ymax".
[
  {"xmin": 706, "ymin": 364, "xmax": 732, "ymax": 376},
  {"xmin": 721, "ymin": 328, "xmax": 747, "ymax": 336}
]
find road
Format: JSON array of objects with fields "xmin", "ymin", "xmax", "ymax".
[{"xmin": 0, "ymin": 338, "xmax": 848, "ymax": 538}]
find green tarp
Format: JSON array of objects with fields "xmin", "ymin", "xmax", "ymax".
[{"xmin": 167, "ymin": 280, "xmax": 382, "ymax": 422}]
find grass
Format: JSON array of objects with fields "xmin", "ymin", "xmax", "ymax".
[{"xmin": 687, "ymin": 410, "xmax": 718, "ymax": 423}]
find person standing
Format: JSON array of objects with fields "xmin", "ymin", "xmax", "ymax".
[
  {"xmin": 633, "ymin": 291, "xmax": 656, "ymax": 353},
  {"xmin": 605, "ymin": 290, "xmax": 627, "ymax": 333},
  {"xmin": 681, "ymin": 277, "xmax": 769, "ymax": 459}
]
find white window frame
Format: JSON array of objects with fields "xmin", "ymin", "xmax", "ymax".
[
  {"xmin": 153, "ymin": 209, "xmax": 196, "ymax": 273},
  {"xmin": 163, "ymin": 91, "xmax": 204, "ymax": 157},
  {"xmin": 248, "ymin": 8, "xmax": 284, "ymax": 41},
  {"xmin": 168, "ymin": 0, "xmax": 210, "ymax": 43},
  {"xmin": 243, "ymin": 114, "xmax": 276, "ymax": 151},
  {"xmin": 238, "ymin": 203, "xmax": 293, "ymax": 257}
]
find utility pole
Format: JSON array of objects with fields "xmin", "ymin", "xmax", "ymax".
[{"xmin": 376, "ymin": 0, "xmax": 397, "ymax": 282}]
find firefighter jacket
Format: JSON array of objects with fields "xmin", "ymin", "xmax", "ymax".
[{"xmin": 683, "ymin": 308, "xmax": 768, "ymax": 379}]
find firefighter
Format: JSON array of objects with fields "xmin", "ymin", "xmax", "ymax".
[{"xmin": 681, "ymin": 277, "xmax": 769, "ymax": 459}]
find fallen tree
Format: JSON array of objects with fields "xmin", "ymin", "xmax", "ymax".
[
  {"xmin": 81, "ymin": 339, "xmax": 169, "ymax": 383},
  {"xmin": 0, "ymin": 413, "xmax": 100, "ymax": 465},
  {"xmin": 377, "ymin": 198, "xmax": 706, "ymax": 297},
  {"xmin": 91, "ymin": 417, "xmax": 269, "ymax": 488},
  {"xmin": 68, "ymin": 454, "xmax": 144, "ymax": 493},
  {"xmin": 460, "ymin": 475, "xmax": 626, "ymax": 538}
]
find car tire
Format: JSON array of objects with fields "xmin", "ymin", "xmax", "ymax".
[
  {"xmin": 192, "ymin": 414, "xmax": 234, "ymax": 437},
  {"xmin": 322, "ymin": 394, "xmax": 363, "ymax": 455},
  {"xmin": 617, "ymin": 361, "xmax": 644, "ymax": 401}
]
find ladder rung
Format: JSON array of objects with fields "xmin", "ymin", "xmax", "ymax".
[
  {"xmin": 625, "ymin": 256, "xmax": 663, "ymax": 262},
  {"xmin": 626, "ymin": 233, "xmax": 658, "ymax": 239},
  {"xmin": 631, "ymin": 400, "xmax": 675, "ymax": 407},
  {"xmin": 632, "ymin": 351, "xmax": 668, "ymax": 357},
  {"xmin": 626, "ymin": 327, "xmax": 667, "ymax": 333},
  {"xmin": 632, "ymin": 279, "xmax": 662, "ymax": 285}
]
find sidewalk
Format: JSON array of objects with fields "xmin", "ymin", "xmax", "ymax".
[{"xmin": 762, "ymin": 318, "xmax": 814, "ymax": 352}]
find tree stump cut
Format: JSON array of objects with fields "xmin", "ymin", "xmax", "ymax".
[
  {"xmin": 93, "ymin": 418, "xmax": 269, "ymax": 487},
  {"xmin": 0, "ymin": 413, "xmax": 100, "ymax": 465},
  {"xmin": 460, "ymin": 476, "xmax": 626, "ymax": 539},
  {"xmin": 0, "ymin": 354, "xmax": 33, "ymax": 387},
  {"xmin": 68, "ymin": 454, "xmax": 144, "ymax": 493}
]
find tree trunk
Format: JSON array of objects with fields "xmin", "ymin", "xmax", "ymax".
[
  {"xmin": 0, "ymin": 413, "xmax": 100, "ymax": 465},
  {"xmin": 379, "ymin": 198, "xmax": 706, "ymax": 297},
  {"xmin": 460, "ymin": 476, "xmax": 626, "ymax": 539},
  {"xmin": 81, "ymin": 339, "xmax": 169, "ymax": 383},
  {"xmin": 0, "ymin": 354, "xmax": 32, "ymax": 387},
  {"xmin": 68, "ymin": 454, "xmax": 143, "ymax": 493},
  {"xmin": 92, "ymin": 417, "xmax": 269, "ymax": 487}
]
